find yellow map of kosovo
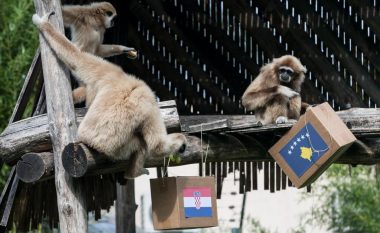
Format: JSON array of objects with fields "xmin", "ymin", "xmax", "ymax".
[{"xmin": 300, "ymin": 147, "xmax": 313, "ymax": 161}]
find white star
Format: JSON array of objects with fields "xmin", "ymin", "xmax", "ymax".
[
  {"xmin": 290, "ymin": 146, "xmax": 294, "ymax": 150},
  {"xmin": 297, "ymin": 138, "xmax": 301, "ymax": 142},
  {"xmin": 288, "ymin": 150, "xmax": 292, "ymax": 155},
  {"xmin": 301, "ymin": 135, "xmax": 305, "ymax": 139},
  {"xmin": 306, "ymin": 133, "xmax": 310, "ymax": 137},
  {"xmin": 293, "ymin": 141, "xmax": 297, "ymax": 146}
]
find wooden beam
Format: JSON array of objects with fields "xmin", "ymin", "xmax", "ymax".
[
  {"xmin": 116, "ymin": 180, "xmax": 137, "ymax": 233},
  {"xmin": 0, "ymin": 101, "xmax": 180, "ymax": 165},
  {"xmin": 15, "ymin": 133, "xmax": 380, "ymax": 183},
  {"xmin": 33, "ymin": 0, "xmax": 87, "ymax": 232},
  {"xmin": 2, "ymin": 108, "xmax": 380, "ymax": 166},
  {"xmin": 8, "ymin": 49, "xmax": 42, "ymax": 124}
]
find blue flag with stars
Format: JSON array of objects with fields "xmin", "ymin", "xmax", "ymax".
[{"xmin": 279, "ymin": 123, "xmax": 329, "ymax": 177}]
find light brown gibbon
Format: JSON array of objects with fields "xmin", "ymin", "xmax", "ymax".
[
  {"xmin": 33, "ymin": 12, "xmax": 187, "ymax": 178},
  {"xmin": 242, "ymin": 55, "xmax": 309, "ymax": 125},
  {"xmin": 62, "ymin": 2, "xmax": 137, "ymax": 106}
]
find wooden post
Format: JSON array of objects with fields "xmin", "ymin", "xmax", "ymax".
[
  {"xmin": 33, "ymin": 0, "xmax": 87, "ymax": 232},
  {"xmin": 116, "ymin": 180, "xmax": 137, "ymax": 233}
]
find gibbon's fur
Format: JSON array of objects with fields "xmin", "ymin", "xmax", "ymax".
[
  {"xmin": 242, "ymin": 55, "xmax": 308, "ymax": 125},
  {"xmin": 62, "ymin": 2, "xmax": 137, "ymax": 106},
  {"xmin": 33, "ymin": 12, "xmax": 187, "ymax": 178}
]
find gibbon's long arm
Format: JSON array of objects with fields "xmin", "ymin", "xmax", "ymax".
[
  {"xmin": 242, "ymin": 86, "xmax": 282, "ymax": 110},
  {"xmin": 96, "ymin": 44, "xmax": 137, "ymax": 58},
  {"xmin": 242, "ymin": 81, "xmax": 300, "ymax": 111},
  {"xmin": 32, "ymin": 12, "xmax": 123, "ymax": 85}
]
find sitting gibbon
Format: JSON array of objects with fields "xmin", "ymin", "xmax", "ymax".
[
  {"xmin": 242, "ymin": 55, "xmax": 308, "ymax": 125},
  {"xmin": 62, "ymin": 2, "xmax": 137, "ymax": 106},
  {"xmin": 33, "ymin": 12, "xmax": 187, "ymax": 178}
]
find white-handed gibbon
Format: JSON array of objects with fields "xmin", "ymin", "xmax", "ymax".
[
  {"xmin": 242, "ymin": 55, "xmax": 309, "ymax": 125},
  {"xmin": 62, "ymin": 2, "xmax": 137, "ymax": 105},
  {"xmin": 33, "ymin": 12, "xmax": 187, "ymax": 178}
]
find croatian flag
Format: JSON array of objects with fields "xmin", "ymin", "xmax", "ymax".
[{"xmin": 183, "ymin": 187, "xmax": 212, "ymax": 218}]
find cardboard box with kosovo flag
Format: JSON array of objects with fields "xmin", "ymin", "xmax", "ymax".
[
  {"xmin": 269, "ymin": 103, "xmax": 356, "ymax": 188},
  {"xmin": 150, "ymin": 176, "xmax": 218, "ymax": 230}
]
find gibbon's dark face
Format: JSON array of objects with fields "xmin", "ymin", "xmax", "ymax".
[{"xmin": 278, "ymin": 66, "xmax": 295, "ymax": 83}]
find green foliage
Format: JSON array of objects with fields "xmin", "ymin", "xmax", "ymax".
[
  {"xmin": 0, "ymin": 0, "xmax": 38, "ymax": 192},
  {"xmin": 0, "ymin": 0, "xmax": 38, "ymax": 131},
  {"xmin": 246, "ymin": 217, "xmax": 276, "ymax": 233},
  {"xmin": 301, "ymin": 164, "xmax": 380, "ymax": 233}
]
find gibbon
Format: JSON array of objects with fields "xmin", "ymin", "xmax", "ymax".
[
  {"xmin": 242, "ymin": 55, "xmax": 308, "ymax": 125},
  {"xmin": 33, "ymin": 12, "xmax": 187, "ymax": 178},
  {"xmin": 62, "ymin": 2, "xmax": 137, "ymax": 105}
]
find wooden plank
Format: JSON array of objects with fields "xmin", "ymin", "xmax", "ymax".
[
  {"xmin": 8, "ymin": 49, "xmax": 42, "ymax": 124},
  {"xmin": 239, "ymin": 161, "xmax": 245, "ymax": 194},
  {"xmin": 281, "ymin": 170, "xmax": 287, "ymax": 190},
  {"xmin": 216, "ymin": 162, "xmax": 222, "ymax": 199},
  {"xmin": 33, "ymin": 0, "xmax": 87, "ymax": 232},
  {"xmin": 0, "ymin": 168, "xmax": 19, "ymax": 229},
  {"xmin": 188, "ymin": 119, "xmax": 230, "ymax": 133},
  {"xmin": 269, "ymin": 161, "xmax": 275, "ymax": 193},
  {"xmin": 275, "ymin": 163, "xmax": 281, "ymax": 191},
  {"xmin": 263, "ymin": 161, "xmax": 269, "ymax": 190},
  {"xmin": 252, "ymin": 162, "xmax": 258, "ymax": 190}
]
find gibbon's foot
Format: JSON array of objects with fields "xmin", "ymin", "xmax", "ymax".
[
  {"xmin": 124, "ymin": 168, "xmax": 150, "ymax": 179},
  {"xmin": 275, "ymin": 116, "xmax": 288, "ymax": 124},
  {"xmin": 123, "ymin": 47, "xmax": 137, "ymax": 59}
]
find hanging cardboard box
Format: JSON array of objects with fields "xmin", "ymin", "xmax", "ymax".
[
  {"xmin": 269, "ymin": 103, "xmax": 356, "ymax": 188},
  {"xmin": 150, "ymin": 176, "xmax": 218, "ymax": 230}
]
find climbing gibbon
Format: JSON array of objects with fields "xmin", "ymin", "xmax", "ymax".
[
  {"xmin": 242, "ymin": 55, "xmax": 308, "ymax": 125},
  {"xmin": 62, "ymin": 2, "xmax": 137, "ymax": 105},
  {"xmin": 33, "ymin": 12, "xmax": 187, "ymax": 178}
]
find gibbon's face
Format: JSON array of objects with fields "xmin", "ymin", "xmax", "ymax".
[
  {"xmin": 278, "ymin": 66, "xmax": 294, "ymax": 83},
  {"xmin": 273, "ymin": 55, "xmax": 307, "ymax": 86},
  {"xmin": 95, "ymin": 2, "xmax": 117, "ymax": 28}
]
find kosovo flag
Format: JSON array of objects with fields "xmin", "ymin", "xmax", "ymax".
[{"xmin": 279, "ymin": 123, "xmax": 329, "ymax": 177}]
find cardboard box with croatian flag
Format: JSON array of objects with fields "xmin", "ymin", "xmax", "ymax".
[
  {"xmin": 150, "ymin": 176, "xmax": 218, "ymax": 230},
  {"xmin": 269, "ymin": 103, "xmax": 356, "ymax": 188}
]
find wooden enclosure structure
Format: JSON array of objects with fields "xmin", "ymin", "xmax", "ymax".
[{"xmin": 1, "ymin": 0, "xmax": 380, "ymax": 232}]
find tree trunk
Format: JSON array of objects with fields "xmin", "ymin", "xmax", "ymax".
[{"xmin": 33, "ymin": 0, "xmax": 87, "ymax": 232}]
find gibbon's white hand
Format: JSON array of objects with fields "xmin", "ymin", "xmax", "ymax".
[{"xmin": 278, "ymin": 85, "xmax": 300, "ymax": 98}]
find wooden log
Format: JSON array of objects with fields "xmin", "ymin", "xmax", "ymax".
[
  {"xmin": 33, "ymin": 0, "xmax": 87, "ymax": 232},
  {"xmin": 0, "ymin": 100, "xmax": 180, "ymax": 165},
  {"xmin": 116, "ymin": 180, "xmax": 137, "ymax": 233},
  {"xmin": 16, "ymin": 152, "xmax": 53, "ymax": 183}
]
